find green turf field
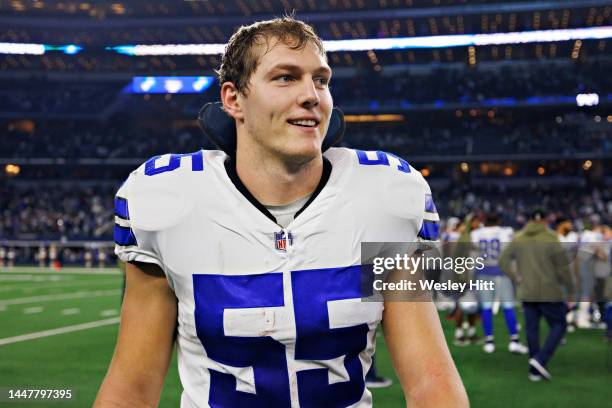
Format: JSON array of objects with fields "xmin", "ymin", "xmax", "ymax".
[{"xmin": 0, "ymin": 267, "xmax": 610, "ymax": 407}]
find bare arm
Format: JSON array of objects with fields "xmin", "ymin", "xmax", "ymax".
[
  {"xmin": 383, "ymin": 300, "xmax": 469, "ymax": 408},
  {"xmin": 94, "ymin": 262, "xmax": 177, "ymax": 408}
]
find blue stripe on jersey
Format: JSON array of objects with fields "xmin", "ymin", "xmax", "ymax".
[
  {"xmin": 425, "ymin": 194, "xmax": 437, "ymax": 213},
  {"xmin": 355, "ymin": 150, "xmax": 411, "ymax": 173},
  {"xmin": 114, "ymin": 224, "xmax": 137, "ymax": 246},
  {"xmin": 114, "ymin": 197, "xmax": 129, "ymax": 220},
  {"xmin": 418, "ymin": 220, "xmax": 440, "ymax": 240},
  {"xmin": 356, "ymin": 150, "xmax": 390, "ymax": 166}
]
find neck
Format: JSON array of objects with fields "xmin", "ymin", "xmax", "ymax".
[{"xmin": 235, "ymin": 142, "xmax": 323, "ymax": 206}]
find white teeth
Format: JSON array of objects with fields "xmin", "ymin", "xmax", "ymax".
[{"xmin": 290, "ymin": 119, "xmax": 316, "ymax": 127}]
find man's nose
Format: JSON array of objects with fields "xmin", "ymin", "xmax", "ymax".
[{"xmin": 297, "ymin": 79, "xmax": 320, "ymax": 108}]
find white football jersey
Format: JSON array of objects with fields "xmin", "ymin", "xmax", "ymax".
[
  {"xmin": 578, "ymin": 229, "xmax": 603, "ymax": 256},
  {"xmin": 470, "ymin": 226, "xmax": 514, "ymax": 276},
  {"xmin": 558, "ymin": 231, "xmax": 578, "ymax": 244},
  {"xmin": 114, "ymin": 147, "xmax": 439, "ymax": 408},
  {"xmin": 442, "ymin": 230, "xmax": 461, "ymax": 243}
]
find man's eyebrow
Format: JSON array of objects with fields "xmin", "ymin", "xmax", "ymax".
[{"xmin": 267, "ymin": 63, "xmax": 332, "ymax": 76}]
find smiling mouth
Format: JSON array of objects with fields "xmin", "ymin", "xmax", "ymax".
[{"xmin": 287, "ymin": 119, "xmax": 319, "ymax": 128}]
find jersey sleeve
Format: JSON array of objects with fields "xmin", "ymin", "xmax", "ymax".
[
  {"xmin": 113, "ymin": 171, "xmax": 164, "ymax": 269},
  {"xmin": 416, "ymin": 182, "xmax": 441, "ymax": 243},
  {"xmin": 503, "ymin": 227, "xmax": 514, "ymax": 242},
  {"xmin": 469, "ymin": 229, "xmax": 478, "ymax": 244}
]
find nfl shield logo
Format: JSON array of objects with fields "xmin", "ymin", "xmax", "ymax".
[{"xmin": 275, "ymin": 231, "xmax": 293, "ymax": 251}]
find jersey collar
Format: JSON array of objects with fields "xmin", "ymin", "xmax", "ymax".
[{"xmin": 223, "ymin": 157, "xmax": 332, "ymax": 226}]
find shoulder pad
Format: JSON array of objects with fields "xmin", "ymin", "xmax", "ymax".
[{"xmin": 117, "ymin": 152, "xmax": 204, "ymax": 231}]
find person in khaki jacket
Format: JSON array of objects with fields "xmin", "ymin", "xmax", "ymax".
[
  {"xmin": 605, "ymin": 274, "xmax": 612, "ymax": 340},
  {"xmin": 499, "ymin": 209, "xmax": 574, "ymax": 382},
  {"xmin": 603, "ymin": 226, "xmax": 612, "ymax": 340}
]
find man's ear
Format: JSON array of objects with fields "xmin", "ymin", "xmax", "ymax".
[{"xmin": 220, "ymin": 82, "xmax": 244, "ymax": 121}]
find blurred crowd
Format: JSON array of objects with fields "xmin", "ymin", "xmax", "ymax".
[
  {"xmin": 0, "ymin": 184, "xmax": 115, "ymax": 240},
  {"xmin": 0, "ymin": 79, "xmax": 120, "ymax": 116},
  {"xmin": 437, "ymin": 186, "xmax": 612, "ymax": 228},
  {"xmin": 344, "ymin": 113, "xmax": 610, "ymax": 157},
  {"xmin": 1, "ymin": 111, "xmax": 609, "ymax": 160},
  {"xmin": 332, "ymin": 61, "xmax": 611, "ymax": 106},
  {"xmin": 2, "ymin": 61, "xmax": 610, "ymax": 117},
  {"xmin": 0, "ymin": 182, "xmax": 609, "ymax": 243}
]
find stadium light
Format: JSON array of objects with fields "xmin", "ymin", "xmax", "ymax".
[
  {"xmin": 62, "ymin": 45, "xmax": 82, "ymax": 55},
  {"xmin": 344, "ymin": 114, "xmax": 404, "ymax": 122},
  {"xmin": 576, "ymin": 93, "xmax": 599, "ymax": 107},
  {"xmin": 2, "ymin": 26, "xmax": 612, "ymax": 56},
  {"xmin": 105, "ymin": 26, "xmax": 612, "ymax": 56},
  {"xmin": 127, "ymin": 76, "xmax": 215, "ymax": 94},
  {"xmin": 5, "ymin": 164, "xmax": 20, "ymax": 176},
  {"xmin": 0, "ymin": 42, "xmax": 45, "ymax": 55}
]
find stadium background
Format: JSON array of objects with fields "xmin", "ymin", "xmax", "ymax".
[{"xmin": 0, "ymin": 0, "xmax": 610, "ymax": 406}]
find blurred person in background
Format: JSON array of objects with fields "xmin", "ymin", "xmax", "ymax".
[
  {"xmin": 499, "ymin": 209, "xmax": 574, "ymax": 381},
  {"xmin": 556, "ymin": 217, "xmax": 580, "ymax": 332},
  {"xmin": 471, "ymin": 213, "xmax": 528, "ymax": 355},
  {"xmin": 593, "ymin": 225, "xmax": 611, "ymax": 328},
  {"xmin": 599, "ymin": 226, "xmax": 612, "ymax": 342},
  {"xmin": 447, "ymin": 214, "xmax": 481, "ymax": 346},
  {"xmin": 577, "ymin": 216, "xmax": 605, "ymax": 328}
]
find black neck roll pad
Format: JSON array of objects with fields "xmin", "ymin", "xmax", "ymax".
[{"xmin": 197, "ymin": 101, "xmax": 345, "ymax": 156}]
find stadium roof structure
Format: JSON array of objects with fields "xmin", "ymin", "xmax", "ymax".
[
  {"xmin": 1, "ymin": 0, "xmax": 611, "ymax": 42},
  {"xmin": 0, "ymin": 0, "xmax": 567, "ymax": 19}
]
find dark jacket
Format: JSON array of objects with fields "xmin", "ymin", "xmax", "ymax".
[{"xmin": 499, "ymin": 221, "xmax": 574, "ymax": 302}]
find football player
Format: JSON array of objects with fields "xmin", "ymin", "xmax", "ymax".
[
  {"xmin": 471, "ymin": 213, "xmax": 528, "ymax": 354},
  {"xmin": 555, "ymin": 217, "xmax": 580, "ymax": 332},
  {"xmin": 444, "ymin": 215, "xmax": 480, "ymax": 346},
  {"xmin": 95, "ymin": 17, "xmax": 468, "ymax": 408}
]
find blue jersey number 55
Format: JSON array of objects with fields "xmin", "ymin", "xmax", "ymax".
[{"xmin": 193, "ymin": 266, "xmax": 369, "ymax": 408}]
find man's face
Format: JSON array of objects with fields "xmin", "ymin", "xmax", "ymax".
[{"xmin": 237, "ymin": 38, "xmax": 333, "ymax": 164}]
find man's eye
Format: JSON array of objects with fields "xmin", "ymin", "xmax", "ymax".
[
  {"xmin": 316, "ymin": 77, "xmax": 330, "ymax": 86},
  {"xmin": 276, "ymin": 75, "xmax": 293, "ymax": 83}
]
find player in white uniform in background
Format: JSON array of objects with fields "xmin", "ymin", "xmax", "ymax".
[
  {"xmin": 576, "ymin": 218, "xmax": 605, "ymax": 328},
  {"xmin": 48, "ymin": 244, "xmax": 58, "ymax": 269},
  {"xmin": 7, "ymin": 247, "xmax": 16, "ymax": 268},
  {"xmin": 555, "ymin": 217, "xmax": 580, "ymax": 331},
  {"xmin": 442, "ymin": 216, "xmax": 480, "ymax": 345},
  {"xmin": 36, "ymin": 245, "xmax": 47, "ymax": 268},
  {"xmin": 94, "ymin": 17, "xmax": 467, "ymax": 408},
  {"xmin": 471, "ymin": 213, "xmax": 528, "ymax": 354}
]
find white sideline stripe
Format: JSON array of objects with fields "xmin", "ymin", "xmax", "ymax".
[
  {"xmin": 0, "ymin": 317, "xmax": 120, "ymax": 346},
  {"xmin": 0, "ymin": 275, "xmax": 69, "ymax": 282},
  {"xmin": 0, "ymin": 278, "xmax": 119, "ymax": 293},
  {"xmin": 61, "ymin": 308, "xmax": 80, "ymax": 315},
  {"xmin": 0, "ymin": 289, "xmax": 122, "ymax": 306},
  {"xmin": 100, "ymin": 309, "xmax": 118, "ymax": 317},
  {"xmin": 0, "ymin": 267, "xmax": 121, "ymax": 276},
  {"xmin": 23, "ymin": 306, "xmax": 44, "ymax": 314}
]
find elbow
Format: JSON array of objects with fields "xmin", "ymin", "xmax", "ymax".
[
  {"xmin": 406, "ymin": 368, "xmax": 470, "ymax": 408},
  {"xmin": 409, "ymin": 383, "xmax": 469, "ymax": 408},
  {"xmin": 95, "ymin": 373, "xmax": 163, "ymax": 408}
]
